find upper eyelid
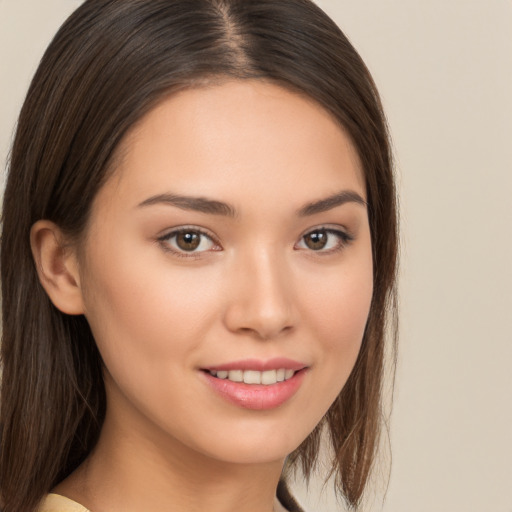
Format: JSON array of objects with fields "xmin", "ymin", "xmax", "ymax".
[
  {"xmin": 299, "ymin": 224, "xmax": 352, "ymax": 238},
  {"xmin": 159, "ymin": 225, "xmax": 218, "ymax": 242}
]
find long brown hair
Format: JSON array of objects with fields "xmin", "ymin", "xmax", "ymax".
[{"xmin": 0, "ymin": 1, "xmax": 398, "ymax": 511}]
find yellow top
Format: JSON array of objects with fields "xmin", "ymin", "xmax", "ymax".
[
  {"xmin": 38, "ymin": 494, "xmax": 90, "ymax": 512},
  {"xmin": 38, "ymin": 493, "xmax": 290, "ymax": 512}
]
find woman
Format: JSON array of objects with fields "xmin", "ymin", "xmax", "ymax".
[{"xmin": 0, "ymin": 1, "xmax": 398, "ymax": 511}]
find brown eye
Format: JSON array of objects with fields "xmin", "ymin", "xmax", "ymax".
[
  {"xmin": 303, "ymin": 230, "xmax": 328, "ymax": 250},
  {"xmin": 176, "ymin": 231, "xmax": 201, "ymax": 251},
  {"xmin": 160, "ymin": 228, "xmax": 217, "ymax": 255},
  {"xmin": 296, "ymin": 227, "xmax": 352, "ymax": 253}
]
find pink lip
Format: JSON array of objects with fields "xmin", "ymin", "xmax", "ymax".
[
  {"xmin": 201, "ymin": 362, "xmax": 308, "ymax": 411},
  {"xmin": 204, "ymin": 357, "xmax": 306, "ymax": 372}
]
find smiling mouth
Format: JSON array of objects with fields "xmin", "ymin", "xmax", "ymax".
[
  {"xmin": 202, "ymin": 364, "xmax": 307, "ymax": 409},
  {"xmin": 206, "ymin": 369, "xmax": 297, "ymax": 385}
]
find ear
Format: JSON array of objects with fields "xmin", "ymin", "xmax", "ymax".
[{"xmin": 30, "ymin": 220, "xmax": 85, "ymax": 315}]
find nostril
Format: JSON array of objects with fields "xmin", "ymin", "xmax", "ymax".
[{"xmin": 237, "ymin": 324, "xmax": 293, "ymax": 341}]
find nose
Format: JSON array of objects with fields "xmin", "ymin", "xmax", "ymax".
[{"xmin": 223, "ymin": 249, "xmax": 296, "ymax": 340}]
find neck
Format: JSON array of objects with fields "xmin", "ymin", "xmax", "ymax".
[{"xmin": 54, "ymin": 400, "xmax": 285, "ymax": 512}]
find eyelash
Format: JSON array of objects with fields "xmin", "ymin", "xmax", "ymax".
[
  {"xmin": 157, "ymin": 227, "xmax": 221, "ymax": 259},
  {"xmin": 295, "ymin": 227, "xmax": 354, "ymax": 255},
  {"xmin": 157, "ymin": 226, "xmax": 354, "ymax": 258}
]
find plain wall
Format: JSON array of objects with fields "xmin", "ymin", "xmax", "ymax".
[{"xmin": 1, "ymin": 1, "xmax": 511, "ymax": 511}]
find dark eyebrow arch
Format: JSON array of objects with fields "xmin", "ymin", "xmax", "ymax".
[
  {"xmin": 137, "ymin": 193, "xmax": 237, "ymax": 217},
  {"xmin": 298, "ymin": 190, "xmax": 367, "ymax": 216}
]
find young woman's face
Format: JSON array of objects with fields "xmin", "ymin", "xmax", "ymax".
[{"xmin": 78, "ymin": 81, "xmax": 373, "ymax": 465}]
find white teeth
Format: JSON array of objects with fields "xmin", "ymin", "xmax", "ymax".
[
  {"xmin": 243, "ymin": 370, "xmax": 261, "ymax": 384},
  {"xmin": 228, "ymin": 370, "xmax": 243, "ymax": 382},
  {"xmin": 261, "ymin": 370, "xmax": 277, "ymax": 385},
  {"xmin": 209, "ymin": 368, "xmax": 297, "ymax": 385}
]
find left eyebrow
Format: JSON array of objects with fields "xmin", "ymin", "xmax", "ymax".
[{"xmin": 297, "ymin": 190, "xmax": 367, "ymax": 216}]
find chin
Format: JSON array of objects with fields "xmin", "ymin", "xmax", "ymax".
[{"xmin": 180, "ymin": 420, "xmax": 314, "ymax": 464}]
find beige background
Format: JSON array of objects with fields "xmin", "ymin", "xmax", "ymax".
[{"xmin": 1, "ymin": 1, "xmax": 511, "ymax": 511}]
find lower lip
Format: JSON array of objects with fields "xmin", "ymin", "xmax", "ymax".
[{"xmin": 202, "ymin": 369, "xmax": 307, "ymax": 410}]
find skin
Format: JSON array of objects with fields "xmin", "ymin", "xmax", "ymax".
[{"xmin": 33, "ymin": 81, "xmax": 373, "ymax": 512}]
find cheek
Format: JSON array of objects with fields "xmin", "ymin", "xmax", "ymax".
[
  {"xmin": 303, "ymin": 251, "xmax": 373, "ymax": 339},
  {"xmin": 323, "ymin": 271, "xmax": 372, "ymax": 348},
  {"xmin": 300, "ymin": 255, "xmax": 373, "ymax": 398},
  {"xmin": 79, "ymin": 252, "xmax": 227, "ymax": 438},
  {"xmin": 80, "ymin": 240, "xmax": 224, "ymax": 379}
]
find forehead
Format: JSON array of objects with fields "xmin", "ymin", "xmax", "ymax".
[{"xmin": 101, "ymin": 80, "xmax": 365, "ymax": 213}]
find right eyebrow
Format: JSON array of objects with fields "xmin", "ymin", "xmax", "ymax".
[{"xmin": 137, "ymin": 193, "xmax": 237, "ymax": 217}]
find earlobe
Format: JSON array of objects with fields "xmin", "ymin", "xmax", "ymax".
[{"xmin": 30, "ymin": 220, "xmax": 85, "ymax": 315}]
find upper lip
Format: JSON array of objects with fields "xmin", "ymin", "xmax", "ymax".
[{"xmin": 203, "ymin": 358, "xmax": 307, "ymax": 372}]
